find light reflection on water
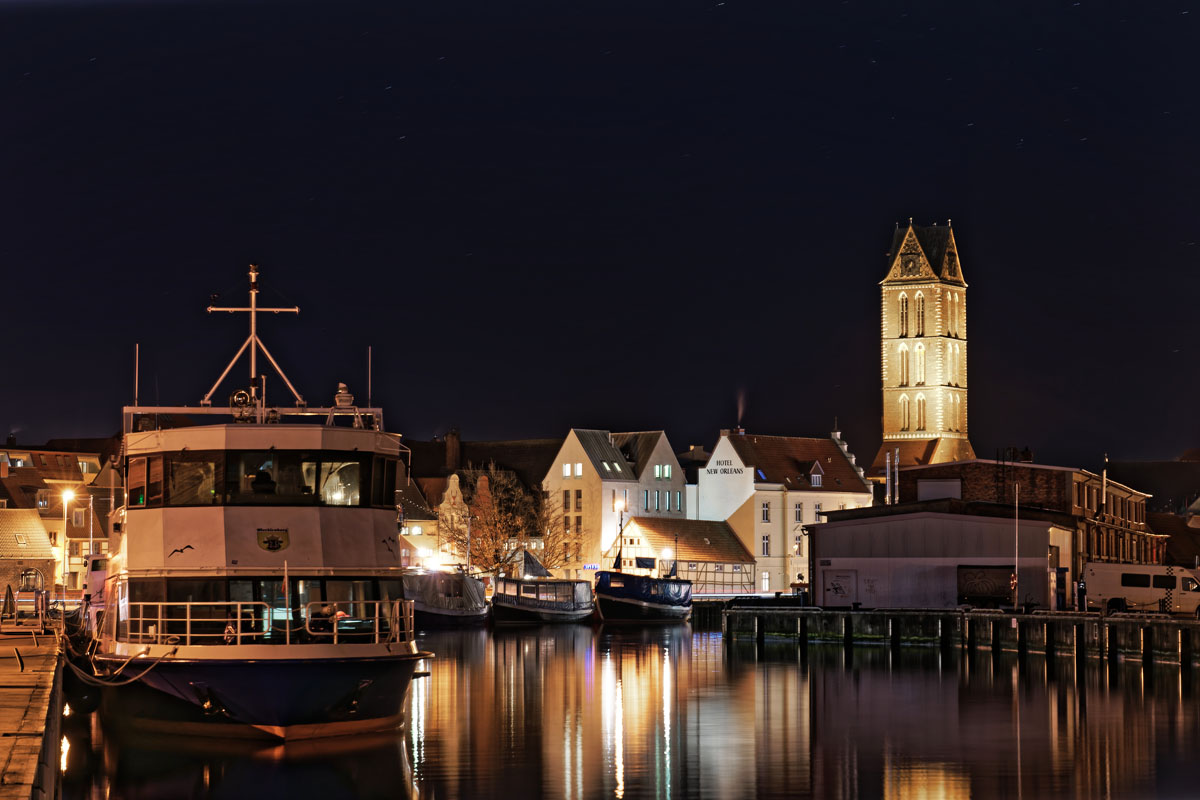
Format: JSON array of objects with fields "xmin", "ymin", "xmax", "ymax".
[{"xmin": 66, "ymin": 626, "xmax": 1200, "ymax": 799}]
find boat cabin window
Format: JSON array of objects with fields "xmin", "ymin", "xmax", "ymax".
[
  {"xmin": 127, "ymin": 457, "xmax": 147, "ymax": 507},
  {"xmin": 125, "ymin": 450, "xmax": 399, "ymax": 508},
  {"xmin": 521, "ymin": 584, "xmax": 538, "ymax": 597}
]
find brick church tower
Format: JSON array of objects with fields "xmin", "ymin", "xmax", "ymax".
[{"xmin": 870, "ymin": 220, "xmax": 976, "ymax": 477}]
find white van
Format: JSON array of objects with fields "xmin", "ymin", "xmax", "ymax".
[{"xmin": 1082, "ymin": 563, "xmax": 1200, "ymax": 616}]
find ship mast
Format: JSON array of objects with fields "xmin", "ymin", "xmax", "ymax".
[{"xmin": 202, "ymin": 264, "xmax": 305, "ymax": 408}]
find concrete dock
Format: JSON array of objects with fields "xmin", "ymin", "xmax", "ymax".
[
  {"xmin": 0, "ymin": 634, "xmax": 61, "ymax": 800},
  {"xmin": 722, "ymin": 601, "xmax": 1200, "ymax": 666}
]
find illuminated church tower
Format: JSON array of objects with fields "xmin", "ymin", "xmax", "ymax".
[{"xmin": 871, "ymin": 220, "xmax": 976, "ymax": 477}]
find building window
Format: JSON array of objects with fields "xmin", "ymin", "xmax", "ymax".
[
  {"xmin": 915, "ymin": 292, "xmax": 925, "ymax": 336},
  {"xmin": 611, "ymin": 489, "xmax": 617, "ymax": 511},
  {"xmin": 575, "ymin": 490, "xmax": 582, "ymax": 511},
  {"xmin": 811, "ymin": 474, "xmax": 822, "ymax": 488},
  {"xmin": 793, "ymin": 534, "xmax": 803, "ymax": 554},
  {"xmin": 563, "ymin": 463, "xmax": 571, "ymax": 478},
  {"xmin": 762, "ymin": 572, "xmax": 770, "ymax": 593},
  {"xmin": 761, "ymin": 534, "xmax": 770, "ymax": 557},
  {"xmin": 916, "ymin": 394, "xmax": 926, "ymax": 431},
  {"xmin": 14, "ymin": 534, "xmax": 26, "ymax": 547},
  {"xmin": 814, "ymin": 502, "xmax": 823, "ymax": 521},
  {"xmin": 794, "ymin": 502, "xmax": 803, "ymax": 523},
  {"xmin": 613, "ymin": 462, "xmax": 621, "ymax": 473},
  {"xmin": 575, "ymin": 516, "xmax": 582, "ymax": 536},
  {"xmin": 644, "ymin": 490, "xmax": 649, "ymax": 511},
  {"xmin": 654, "ymin": 465, "xmax": 662, "ymax": 479},
  {"xmin": 900, "ymin": 395, "xmax": 911, "ymax": 431},
  {"xmin": 915, "ymin": 344, "xmax": 925, "ymax": 385},
  {"xmin": 36, "ymin": 490, "xmax": 48, "ymax": 510},
  {"xmin": 564, "ymin": 516, "xmax": 570, "ymax": 534},
  {"xmin": 664, "ymin": 464, "xmax": 672, "ymax": 479},
  {"xmin": 761, "ymin": 501, "xmax": 770, "ymax": 522},
  {"xmin": 674, "ymin": 490, "xmax": 681, "ymax": 511},
  {"xmin": 655, "ymin": 491, "xmax": 661, "ymax": 511},
  {"xmin": 72, "ymin": 508, "xmax": 85, "ymax": 527},
  {"xmin": 623, "ymin": 489, "xmax": 628, "ymax": 509},
  {"xmin": 898, "ymin": 344, "xmax": 909, "ymax": 386},
  {"xmin": 602, "ymin": 461, "xmax": 612, "ymax": 473},
  {"xmin": 898, "ymin": 294, "xmax": 909, "ymax": 337},
  {"xmin": 563, "ymin": 489, "xmax": 570, "ymax": 510},
  {"xmin": 574, "ymin": 462, "xmax": 583, "ymax": 477}
]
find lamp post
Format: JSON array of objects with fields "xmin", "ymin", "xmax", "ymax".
[
  {"xmin": 614, "ymin": 499, "xmax": 625, "ymax": 569},
  {"xmin": 61, "ymin": 489, "xmax": 75, "ymax": 596},
  {"xmin": 661, "ymin": 547, "xmax": 673, "ymax": 579}
]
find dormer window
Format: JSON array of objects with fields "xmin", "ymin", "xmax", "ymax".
[
  {"xmin": 812, "ymin": 474, "xmax": 822, "ymax": 487},
  {"xmin": 602, "ymin": 461, "xmax": 612, "ymax": 473}
]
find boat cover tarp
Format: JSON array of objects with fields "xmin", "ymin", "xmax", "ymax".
[
  {"xmin": 596, "ymin": 572, "xmax": 692, "ymax": 607},
  {"xmin": 521, "ymin": 550, "xmax": 554, "ymax": 578},
  {"xmin": 635, "ymin": 557, "xmax": 655, "ymax": 569},
  {"xmin": 400, "ymin": 572, "xmax": 487, "ymax": 612}
]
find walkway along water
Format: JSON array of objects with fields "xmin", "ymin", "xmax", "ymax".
[{"xmin": 0, "ymin": 633, "xmax": 62, "ymax": 800}]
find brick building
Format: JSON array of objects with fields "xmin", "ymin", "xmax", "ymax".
[
  {"xmin": 896, "ymin": 459, "xmax": 1163, "ymax": 577},
  {"xmin": 871, "ymin": 221, "xmax": 976, "ymax": 478}
]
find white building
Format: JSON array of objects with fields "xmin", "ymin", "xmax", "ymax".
[
  {"xmin": 697, "ymin": 429, "xmax": 873, "ymax": 594},
  {"xmin": 542, "ymin": 430, "xmax": 686, "ymax": 579}
]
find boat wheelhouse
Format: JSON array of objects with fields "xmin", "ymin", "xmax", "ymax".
[
  {"xmin": 490, "ymin": 577, "xmax": 594, "ymax": 624},
  {"xmin": 90, "ymin": 265, "xmax": 431, "ymax": 740}
]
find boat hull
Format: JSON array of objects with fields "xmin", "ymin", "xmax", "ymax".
[
  {"xmin": 490, "ymin": 599, "xmax": 593, "ymax": 624},
  {"xmin": 93, "ymin": 652, "xmax": 429, "ymax": 740},
  {"xmin": 594, "ymin": 572, "xmax": 692, "ymax": 623},
  {"xmin": 413, "ymin": 603, "xmax": 489, "ymax": 629}
]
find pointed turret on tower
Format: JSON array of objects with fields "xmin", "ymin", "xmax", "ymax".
[{"xmin": 870, "ymin": 220, "xmax": 976, "ymax": 479}]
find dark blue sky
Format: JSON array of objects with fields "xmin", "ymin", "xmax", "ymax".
[{"xmin": 1, "ymin": 0, "xmax": 1196, "ymax": 469}]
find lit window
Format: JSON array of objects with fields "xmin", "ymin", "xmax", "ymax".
[
  {"xmin": 602, "ymin": 461, "xmax": 612, "ymax": 472},
  {"xmin": 898, "ymin": 293, "xmax": 909, "ymax": 337},
  {"xmin": 574, "ymin": 463, "xmax": 583, "ymax": 477},
  {"xmin": 613, "ymin": 462, "xmax": 621, "ymax": 473},
  {"xmin": 655, "ymin": 491, "xmax": 660, "ymax": 511},
  {"xmin": 664, "ymin": 464, "xmax": 671, "ymax": 479},
  {"xmin": 674, "ymin": 491, "xmax": 681, "ymax": 511},
  {"xmin": 412, "ymin": 525, "xmax": 423, "ymax": 536},
  {"xmin": 563, "ymin": 463, "xmax": 571, "ymax": 478},
  {"xmin": 654, "ymin": 465, "xmax": 662, "ymax": 479},
  {"xmin": 915, "ymin": 292, "xmax": 925, "ymax": 336},
  {"xmin": 644, "ymin": 490, "xmax": 649, "ymax": 510}
]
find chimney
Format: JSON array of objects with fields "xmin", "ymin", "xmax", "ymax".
[
  {"xmin": 5, "ymin": 434, "xmax": 14, "ymax": 448},
  {"xmin": 445, "ymin": 428, "xmax": 462, "ymax": 472},
  {"xmin": 719, "ymin": 429, "xmax": 731, "ymax": 437}
]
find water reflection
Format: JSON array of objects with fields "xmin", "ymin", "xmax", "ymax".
[{"xmin": 67, "ymin": 627, "xmax": 1200, "ymax": 799}]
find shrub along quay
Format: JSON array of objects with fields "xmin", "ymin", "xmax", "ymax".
[{"xmin": 720, "ymin": 599, "xmax": 1200, "ymax": 666}]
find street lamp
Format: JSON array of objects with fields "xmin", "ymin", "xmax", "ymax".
[
  {"xmin": 661, "ymin": 547, "xmax": 673, "ymax": 579},
  {"xmin": 61, "ymin": 489, "xmax": 75, "ymax": 595}
]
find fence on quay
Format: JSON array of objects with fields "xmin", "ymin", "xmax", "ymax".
[{"xmin": 718, "ymin": 600, "xmax": 1200, "ymax": 666}]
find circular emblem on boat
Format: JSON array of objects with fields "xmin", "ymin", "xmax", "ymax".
[{"xmin": 257, "ymin": 528, "xmax": 290, "ymax": 552}]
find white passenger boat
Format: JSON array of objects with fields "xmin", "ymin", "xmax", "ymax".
[{"xmin": 90, "ymin": 265, "xmax": 432, "ymax": 740}]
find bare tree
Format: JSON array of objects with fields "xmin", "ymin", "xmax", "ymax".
[
  {"xmin": 530, "ymin": 488, "xmax": 573, "ymax": 571},
  {"xmin": 441, "ymin": 463, "xmax": 533, "ymax": 576}
]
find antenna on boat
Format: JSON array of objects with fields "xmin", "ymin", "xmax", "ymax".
[
  {"xmin": 134, "ymin": 342, "xmax": 140, "ymax": 407},
  {"xmin": 368, "ymin": 345, "xmax": 372, "ymax": 408},
  {"xmin": 202, "ymin": 264, "xmax": 305, "ymax": 408}
]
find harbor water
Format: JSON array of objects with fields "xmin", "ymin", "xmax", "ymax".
[{"xmin": 64, "ymin": 625, "xmax": 1200, "ymax": 799}]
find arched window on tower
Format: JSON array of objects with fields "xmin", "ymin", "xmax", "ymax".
[
  {"xmin": 899, "ymin": 395, "xmax": 910, "ymax": 431},
  {"xmin": 915, "ymin": 344, "xmax": 925, "ymax": 385},
  {"xmin": 898, "ymin": 344, "xmax": 909, "ymax": 386},
  {"xmin": 898, "ymin": 294, "xmax": 909, "ymax": 337},
  {"xmin": 950, "ymin": 293, "xmax": 958, "ymax": 337},
  {"xmin": 915, "ymin": 293, "xmax": 925, "ymax": 336},
  {"xmin": 954, "ymin": 394, "xmax": 961, "ymax": 431},
  {"xmin": 954, "ymin": 343, "xmax": 961, "ymax": 385},
  {"xmin": 916, "ymin": 394, "xmax": 926, "ymax": 431}
]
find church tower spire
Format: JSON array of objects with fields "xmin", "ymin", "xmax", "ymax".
[{"xmin": 871, "ymin": 220, "xmax": 975, "ymax": 478}]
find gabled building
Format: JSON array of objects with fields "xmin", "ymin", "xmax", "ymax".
[
  {"xmin": 0, "ymin": 509, "xmax": 57, "ymax": 593},
  {"xmin": 697, "ymin": 429, "xmax": 873, "ymax": 593},
  {"xmin": 542, "ymin": 429, "xmax": 686, "ymax": 579},
  {"xmin": 870, "ymin": 221, "xmax": 976, "ymax": 478}
]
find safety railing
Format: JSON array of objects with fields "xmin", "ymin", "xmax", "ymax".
[{"xmin": 118, "ymin": 599, "xmax": 414, "ymax": 646}]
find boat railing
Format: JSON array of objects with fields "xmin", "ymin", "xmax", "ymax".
[
  {"xmin": 119, "ymin": 599, "xmax": 415, "ymax": 646},
  {"xmin": 303, "ymin": 600, "xmax": 414, "ymax": 645}
]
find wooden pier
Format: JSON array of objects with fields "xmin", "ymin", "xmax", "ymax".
[
  {"xmin": 0, "ymin": 634, "xmax": 62, "ymax": 800},
  {"xmin": 721, "ymin": 601, "xmax": 1200, "ymax": 665}
]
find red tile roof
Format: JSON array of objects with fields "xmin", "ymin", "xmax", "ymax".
[
  {"xmin": 626, "ymin": 517, "xmax": 754, "ymax": 564},
  {"xmin": 725, "ymin": 433, "xmax": 870, "ymax": 493}
]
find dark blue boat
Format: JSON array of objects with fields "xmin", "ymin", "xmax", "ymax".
[{"xmin": 594, "ymin": 571, "xmax": 692, "ymax": 622}]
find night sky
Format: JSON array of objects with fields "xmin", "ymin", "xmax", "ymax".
[{"xmin": 2, "ymin": 0, "xmax": 1196, "ymax": 469}]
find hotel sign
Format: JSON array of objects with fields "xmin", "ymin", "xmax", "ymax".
[
  {"xmin": 583, "ymin": 563, "xmax": 599, "ymax": 570},
  {"xmin": 705, "ymin": 459, "xmax": 744, "ymax": 475}
]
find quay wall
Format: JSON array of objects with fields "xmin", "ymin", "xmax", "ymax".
[{"xmin": 720, "ymin": 604, "xmax": 1200, "ymax": 665}]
